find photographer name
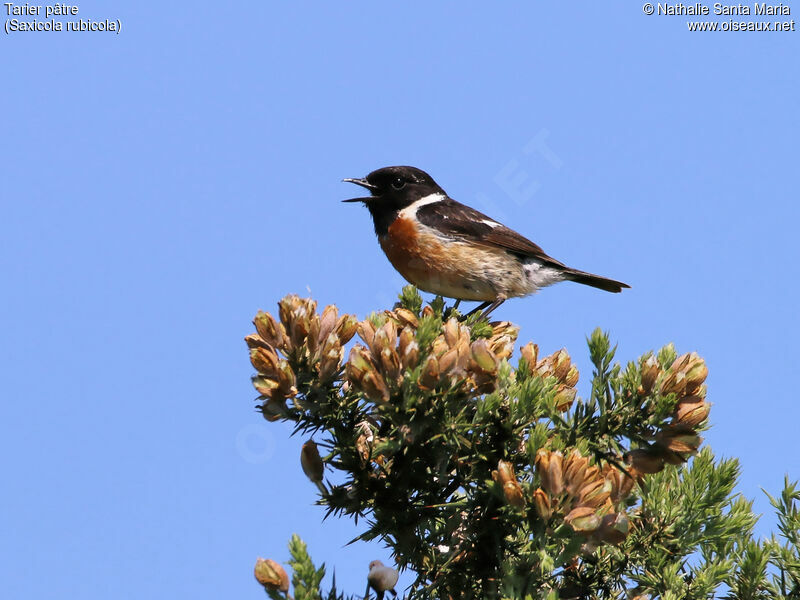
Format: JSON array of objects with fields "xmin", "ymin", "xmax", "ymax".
[{"xmin": 657, "ymin": 3, "xmax": 790, "ymax": 15}]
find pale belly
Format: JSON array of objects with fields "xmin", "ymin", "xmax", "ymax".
[{"xmin": 378, "ymin": 219, "xmax": 560, "ymax": 301}]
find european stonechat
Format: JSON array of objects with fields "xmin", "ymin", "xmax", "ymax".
[{"xmin": 344, "ymin": 166, "xmax": 629, "ymax": 316}]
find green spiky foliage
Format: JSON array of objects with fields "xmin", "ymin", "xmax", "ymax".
[{"xmin": 248, "ymin": 287, "xmax": 799, "ymax": 600}]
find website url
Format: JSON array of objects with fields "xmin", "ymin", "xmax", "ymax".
[{"xmin": 687, "ymin": 19, "xmax": 796, "ymax": 30}]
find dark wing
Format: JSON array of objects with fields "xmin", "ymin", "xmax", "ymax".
[{"xmin": 416, "ymin": 198, "xmax": 568, "ymax": 269}]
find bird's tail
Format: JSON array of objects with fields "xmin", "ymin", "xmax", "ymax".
[{"xmin": 565, "ymin": 269, "xmax": 630, "ymax": 293}]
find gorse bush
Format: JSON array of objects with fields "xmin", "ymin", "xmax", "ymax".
[{"xmin": 248, "ymin": 286, "xmax": 800, "ymax": 600}]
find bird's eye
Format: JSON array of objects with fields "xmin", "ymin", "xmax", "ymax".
[{"xmin": 391, "ymin": 176, "xmax": 406, "ymax": 190}]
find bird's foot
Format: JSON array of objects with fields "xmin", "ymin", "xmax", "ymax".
[{"xmin": 464, "ymin": 298, "xmax": 506, "ymax": 320}]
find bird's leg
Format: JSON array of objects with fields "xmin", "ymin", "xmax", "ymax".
[
  {"xmin": 465, "ymin": 301, "xmax": 492, "ymax": 318},
  {"xmin": 465, "ymin": 297, "xmax": 506, "ymax": 319},
  {"xmin": 480, "ymin": 297, "xmax": 506, "ymax": 319}
]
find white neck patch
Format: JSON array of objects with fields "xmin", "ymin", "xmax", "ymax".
[{"xmin": 398, "ymin": 192, "xmax": 445, "ymax": 220}]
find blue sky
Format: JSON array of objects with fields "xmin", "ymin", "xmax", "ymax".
[{"xmin": 1, "ymin": 2, "xmax": 798, "ymax": 598}]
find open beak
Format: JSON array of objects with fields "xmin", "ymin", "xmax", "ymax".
[{"xmin": 342, "ymin": 178, "xmax": 378, "ymax": 203}]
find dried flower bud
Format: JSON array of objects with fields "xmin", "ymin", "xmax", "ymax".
[
  {"xmin": 260, "ymin": 397, "xmax": 287, "ymax": 422},
  {"xmin": 438, "ymin": 347, "xmax": 460, "ymax": 377},
  {"xmin": 382, "ymin": 320, "xmax": 398, "ymax": 349},
  {"xmin": 520, "ymin": 342, "xmax": 539, "ymax": 371},
  {"xmin": 564, "ymin": 451, "xmax": 590, "ymax": 495},
  {"xmin": 597, "ymin": 512, "xmax": 629, "ymax": 545},
  {"xmin": 393, "ymin": 307, "xmax": 419, "ymax": 329},
  {"xmin": 660, "ymin": 448, "xmax": 686, "ymax": 465},
  {"xmin": 533, "ymin": 488, "xmax": 552, "ymax": 519},
  {"xmin": 488, "ymin": 335, "xmax": 515, "ymax": 361},
  {"xmin": 458, "ymin": 323, "xmax": 471, "ymax": 346},
  {"xmin": 495, "ymin": 459, "xmax": 515, "ymax": 485},
  {"xmin": 490, "ymin": 321, "xmax": 520, "ymax": 341},
  {"xmin": 252, "ymin": 375, "xmax": 280, "ymax": 397},
  {"xmin": 627, "ymin": 448, "xmax": 665, "ymax": 474},
  {"xmin": 401, "ymin": 340, "xmax": 419, "ymax": 371},
  {"xmin": 616, "ymin": 469, "xmax": 636, "ymax": 500},
  {"xmin": 534, "ymin": 448, "xmax": 549, "ymax": 477},
  {"xmin": 244, "ymin": 333, "xmax": 270, "ymax": 350},
  {"xmin": 493, "ymin": 460, "xmax": 525, "ymax": 509},
  {"xmin": 421, "ymin": 305, "xmax": 434, "ymax": 318},
  {"xmin": 254, "ymin": 558, "xmax": 290, "ymax": 592},
  {"xmin": 291, "ymin": 316, "xmax": 311, "ymax": 350},
  {"xmin": 577, "ymin": 478, "xmax": 612, "ymax": 508},
  {"xmin": 554, "ymin": 386, "xmax": 577, "ymax": 412},
  {"xmin": 360, "ymin": 372, "xmax": 390, "ymax": 404},
  {"xmin": 552, "ymin": 349, "xmax": 572, "ymax": 382},
  {"xmin": 454, "ymin": 338, "xmax": 471, "ymax": 373},
  {"xmin": 487, "ymin": 322, "xmax": 518, "ymax": 360},
  {"xmin": 565, "ymin": 506, "xmax": 602, "ymax": 534},
  {"xmin": 379, "ymin": 347, "xmax": 402, "ymax": 383},
  {"xmin": 306, "ymin": 314, "xmax": 321, "ymax": 357},
  {"xmin": 640, "ymin": 355, "xmax": 660, "ymax": 395},
  {"xmin": 535, "ymin": 449, "xmax": 564, "ymax": 496},
  {"xmin": 581, "ymin": 466, "xmax": 601, "ymax": 488},
  {"xmin": 547, "ymin": 451, "xmax": 565, "ymax": 495},
  {"xmin": 372, "ymin": 325, "xmax": 392, "ymax": 356},
  {"xmin": 317, "ymin": 333, "xmax": 343, "ymax": 381},
  {"xmin": 357, "ymin": 320, "xmax": 376, "ymax": 351},
  {"xmin": 674, "ymin": 399, "xmax": 711, "ymax": 427},
  {"xmin": 684, "ymin": 357, "xmax": 708, "ymax": 394},
  {"xmin": 431, "ymin": 335, "xmax": 449, "ymax": 358},
  {"xmin": 604, "ymin": 464, "xmax": 636, "ymax": 503},
  {"xmin": 335, "ymin": 314, "xmax": 359, "ymax": 344},
  {"xmin": 301, "ymin": 440, "xmax": 326, "ymax": 494},
  {"xmin": 470, "ymin": 338, "xmax": 499, "ymax": 374},
  {"xmin": 656, "ymin": 430, "xmax": 703, "ymax": 453},
  {"xmin": 564, "ymin": 365, "xmax": 579, "ymax": 388},
  {"xmin": 355, "ymin": 421, "xmax": 375, "ymax": 464},
  {"xmin": 503, "ymin": 480, "xmax": 526, "ymax": 509},
  {"xmin": 671, "ymin": 352, "xmax": 693, "ymax": 372},
  {"xmin": 278, "ymin": 295, "xmax": 301, "ymax": 330},
  {"xmin": 443, "ymin": 318, "xmax": 460, "ymax": 348},
  {"xmin": 346, "ymin": 345, "xmax": 373, "ymax": 378},
  {"xmin": 275, "ymin": 361, "xmax": 297, "ymax": 395},
  {"xmin": 250, "ymin": 349, "xmax": 296, "ymax": 397},
  {"xmin": 254, "ymin": 311, "xmax": 287, "ymax": 349},
  {"xmin": 419, "ymin": 354, "xmax": 440, "ymax": 390},
  {"xmin": 317, "ymin": 305, "xmax": 339, "ymax": 345},
  {"xmin": 346, "ymin": 346, "xmax": 390, "ymax": 403},
  {"xmin": 250, "ymin": 345, "xmax": 281, "ymax": 377},
  {"xmin": 398, "ymin": 326, "xmax": 414, "ymax": 355},
  {"xmin": 659, "ymin": 369, "xmax": 686, "ymax": 397},
  {"xmin": 278, "ymin": 296, "xmax": 316, "ymax": 350}
]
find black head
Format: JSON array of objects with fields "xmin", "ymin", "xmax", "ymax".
[
  {"xmin": 343, "ymin": 166, "xmax": 445, "ymax": 207},
  {"xmin": 343, "ymin": 166, "xmax": 446, "ymax": 236}
]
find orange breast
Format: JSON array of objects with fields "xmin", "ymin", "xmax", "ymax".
[
  {"xmin": 379, "ymin": 217, "xmax": 444, "ymax": 283},
  {"xmin": 377, "ymin": 216, "xmax": 523, "ymax": 301}
]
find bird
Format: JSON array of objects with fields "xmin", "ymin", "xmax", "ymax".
[
  {"xmin": 343, "ymin": 166, "xmax": 629, "ymax": 317},
  {"xmin": 300, "ymin": 440, "xmax": 327, "ymax": 495},
  {"xmin": 365, "ymin": 560, "xmax": 399, "ymax": 600}
]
